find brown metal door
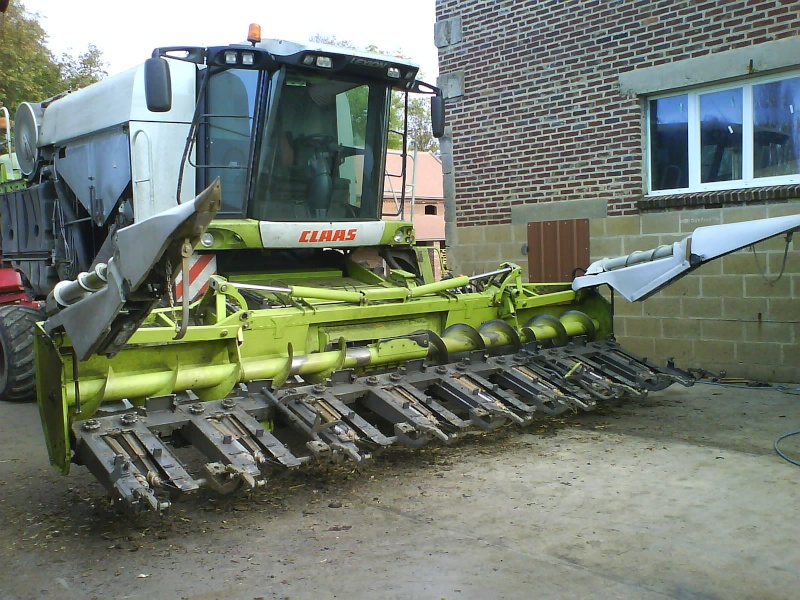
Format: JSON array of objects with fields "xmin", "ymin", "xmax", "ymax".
[{"xmin": 527, "ymin": 219, "xmax": 590, "ymax": 283}]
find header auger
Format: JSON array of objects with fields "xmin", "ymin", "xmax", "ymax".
[{"xmin": 1, "ymin": 25, "xmax": 796, "ymax": 512}]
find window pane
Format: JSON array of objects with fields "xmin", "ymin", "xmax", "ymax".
[
  {"xmin": 205, "ymin": 69, "xmax": 258, "ymax": 214},
  {"xmin": 252, "ymin": 70, "xmax": 389, "ymax": 221},
  {"xmin": 699, "ymin": 88, "xmax": 742, "ymax": 182},
  {"xmin": 753, "ymin": 77, "xmax": 800, "ymax": 178},
  {"xmin": 649, "ymin": 95, "xmax": 688, "ymax": 190}
]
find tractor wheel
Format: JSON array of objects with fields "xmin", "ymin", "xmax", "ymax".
[{"xmin": 0, "ymin": 304, "xmax": 43, "ymax": 402}]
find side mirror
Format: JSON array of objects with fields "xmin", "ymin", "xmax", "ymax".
[
  {"xmin": 144, "ymin": 58, "xmax": 172, "ymax": 113},
  {"xmin": 431, "ymin": 95, "xmax": 445, "ymax": 139}
]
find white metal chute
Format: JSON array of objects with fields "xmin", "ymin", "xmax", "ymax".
[
  {"xmin": 690, "ymin": 214, "xmax": 800, "ymax": 260},
  {"xmin": 573, "ymin": 213, "xmax": 800, "ymax": 302}
]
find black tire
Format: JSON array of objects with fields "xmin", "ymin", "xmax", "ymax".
[{"xmin": 0, "ymin": 304, "xmax": 44, "ymax": 402}]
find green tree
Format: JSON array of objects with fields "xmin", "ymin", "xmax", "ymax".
[
  {"xmin": 0, "ymin": 1, "xmax": 106, "ymax": 112},
  {"xmin": 57, "ymin": 44, "xmax": 107, "ymax": 91},
  {"xmin": 0, "ymin": 1, "xmax": 60, "ymax": 109},
  {"xmin": 407, "ymin": 96, "xmax": 438, "ymax": 153},
  {"xmin": 387, "ymin": 88, "xmax": 407, "ymax": 151},
  {"xmin": 309, "ymin": 34, "xmax": 358, "ymax": 50}
]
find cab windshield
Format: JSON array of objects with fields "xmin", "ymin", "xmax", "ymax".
[{"xmin": 251, "ymin": 70, "xmax": 390, "ymax": 221}]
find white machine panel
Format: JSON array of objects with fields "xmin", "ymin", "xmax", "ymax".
[
  {"xmin": 259, "ymin": 221, "xmax": 387, "ymax": 248},
  {"xmin": 39, "ymin": 61, "xmax": 197, "ymax": 147}
]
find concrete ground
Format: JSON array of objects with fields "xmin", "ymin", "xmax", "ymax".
[{"xmin": 1, "ymin": 380, "xmax": 799, "ymax": 600}]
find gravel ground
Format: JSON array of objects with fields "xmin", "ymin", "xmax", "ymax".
[{"xmin": 1, "ymin": 380, "xmax": 799, "ymax": 600}]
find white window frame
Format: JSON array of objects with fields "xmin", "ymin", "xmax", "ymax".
[{"xmin": 646, "ymin": 71, "xmax": 800, "ymax": 195}]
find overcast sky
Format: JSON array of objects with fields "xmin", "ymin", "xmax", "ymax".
[{"xmin": 20, "ymin": 0, "xmax": 440, "ymax": 80}]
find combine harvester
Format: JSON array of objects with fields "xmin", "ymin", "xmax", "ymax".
[{"xmin": 1, "ymin": 25, "xmax": 798, "ymax": 511}]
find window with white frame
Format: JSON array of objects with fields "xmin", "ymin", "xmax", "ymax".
[{"xmin": 647, "ymin": 73, "xmax": 800, "ymax": 194}]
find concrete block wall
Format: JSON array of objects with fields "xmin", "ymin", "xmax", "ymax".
[
  {"xmin": 601, "ymin": 202, "xmax": 800, "ymax": 383},
  {"xmin": 435, "ymin": 0, "xmax": 800, "ymax": 382},
  {"xmin": 452, "ymin": 222, "xmax": 529, "ymax": 277},
  {"xmin": 453, "ymin": 203, "xmax": 799, "ymax": 382},
  {"xmin": 435, "ymin": 0, "xmax": 800, "ymax": 228}
]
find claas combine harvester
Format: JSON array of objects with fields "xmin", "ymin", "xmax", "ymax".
[{"xmin": 1, "ymin": 25, "xmax": 798, "ymax": 511}]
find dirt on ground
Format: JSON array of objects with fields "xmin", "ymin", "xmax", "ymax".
[{"xmin": 1, "ymin": 381, "xmax": 799, "ymax": 599}]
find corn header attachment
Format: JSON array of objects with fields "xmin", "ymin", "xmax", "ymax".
[{"xmin": 34, "ymin": 186, "xmax": 702, "ymax": 512}]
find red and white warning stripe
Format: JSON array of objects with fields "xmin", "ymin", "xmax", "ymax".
[{"xmin": 174, "ymin": 253, "xmax": 217, "ymax": 302}]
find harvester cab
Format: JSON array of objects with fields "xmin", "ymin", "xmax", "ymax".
[
  {"xmin": 0, "ymin": 26, "xmax": 795, "ymax": 512},
  {"xmin": 141, "ymin": 30, "xmax": 442, "ymax": 239}
]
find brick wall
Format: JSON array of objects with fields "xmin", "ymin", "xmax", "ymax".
[
  {"xmin": 436, "ymin": 0, "xmax": 800, "ymax": 224},
  {"xmin": 604, "ymin": 202, "xmax": 800, "ymax": 383},
  {"xmin": 436, "ymin": 0, "xmax": 800, "ymax": 381}
]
